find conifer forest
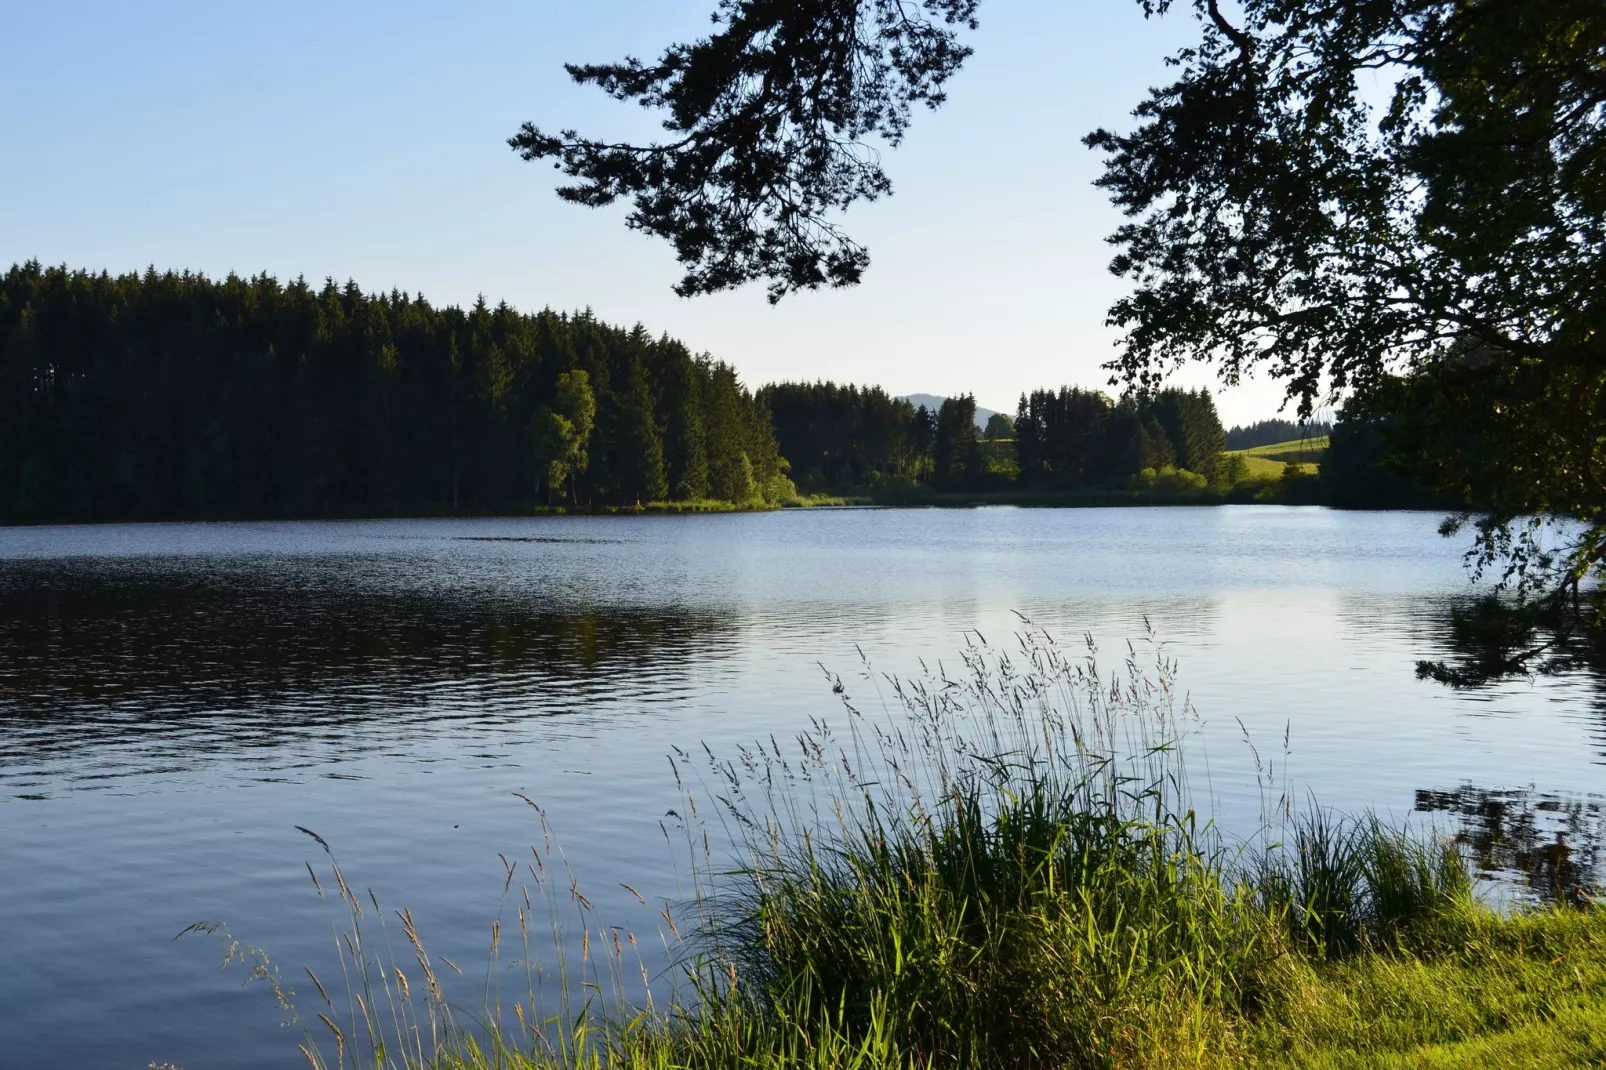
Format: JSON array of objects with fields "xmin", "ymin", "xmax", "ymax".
[
  {"xmin": 0, "ymin": 263, "xmax": 790, "ymax": 520},
  {"xmin": 1, "ymin": 262, "xmax": 1404, "ymax": 523}
]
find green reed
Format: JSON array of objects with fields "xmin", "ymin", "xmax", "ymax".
[{"xmin": 193, "ymin": 624, "xmax": 1603, "ymax": 1069}]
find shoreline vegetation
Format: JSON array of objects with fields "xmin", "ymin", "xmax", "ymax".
[
  {"xmin": 211, "ymin": 630, "xmax": 1605, "ymax": 1070},
  {"xmin": 2, "ymin": 264, "xmax": 1441, "ymax": 527},
  {"xmin": 0, "ymin": 470, "xmax": 1415, "ymax": 527}
]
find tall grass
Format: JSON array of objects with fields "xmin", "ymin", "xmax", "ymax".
[
  {"xmin": 680, "ymin": 626, "xmax": 1478, "ymax": 1065},
  {"xmin": 195, "ymin": 625, "xmax": 1600, "ymax": 1069},
  {"xmin": 685, "ymin": 628, "xmax": 1247, "ymax": 1064}
]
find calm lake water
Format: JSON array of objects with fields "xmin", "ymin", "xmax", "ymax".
[{"xmin": 2, "ymin": 507, "xmax": 1603, "ymax": 1068}]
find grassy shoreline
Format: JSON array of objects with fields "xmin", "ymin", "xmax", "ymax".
[{"xmin": 253, "ymin": 629, "xmax": 1602, "ymax": 1070}]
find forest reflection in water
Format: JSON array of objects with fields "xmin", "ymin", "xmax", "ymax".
[
  {"xmin": 0, "ymin": 553, "xmax": 738, "ymax": 784},
  {"xmin": 5, "ymin": 558, "xmax": 1603, "ymax": 899},
  {"xmin": 1390, "ymin": 589, "xmax": 1606, "ymax": 902}
]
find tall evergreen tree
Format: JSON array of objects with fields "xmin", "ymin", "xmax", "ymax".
[
  {"xmin": 911, "ymin": 404, "xmax": 936, "ymax": 479},
  {"xmin": 1013, "ymin": 393, "xmax": 1043, "ymax": 485},
  {"xmin": 659, "ymin": 349, "xmax": 710, "ymax": 500},
  {"xmin": 1146, "ymin": 389, "xmax": 1226, "ymax": 483},
  {"xmin": 932, "ymin": 394, "xmax": 980, "ymax": 492},
  {"xmin": 612, "ymin": 357, "xmax": 669, "ymax": 503}
]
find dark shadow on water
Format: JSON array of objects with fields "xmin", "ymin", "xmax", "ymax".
[
  {"xmin": 1399, "ymin": 592, "xmax": 1606, "ymax": 763},
  {"xmin": 1409, "ymin": 596, "xmax": 1606, "ymax": 904},
  {"xmin": 1415, "ymin": 592, "xmax": 1606, "ymax": 690},
  {"xmin": 1414, "ymin": 785, "xmax": 1604, "ymax": 906},
  {"xmin": 452, "ymin": 536, "xmax": 623, "ymax": 544}
]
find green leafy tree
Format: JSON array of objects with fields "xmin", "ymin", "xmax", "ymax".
[
  {"xmin": 520, "ymin": 0, "xmax": 1606, "ymax": 640},
  {"xmin": 529, "ymin": 405, "xmax": 573, "ymax": 504},
  {"xmin": 531, "ymin": 368, "xmax": 596, "ymax": 505},
  {"xmin": 1086, "ymin": 0, "xmax": 1606, "ymax": 650},
  {"xmin": 983, "ymin": 412, "xmax": 1013, "ymax": 441}
]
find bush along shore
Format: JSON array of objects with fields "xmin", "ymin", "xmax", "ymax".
[
  {"xmin": 866, "ymin": 467, "xmax": 1324, "ymax": 508},
  {"xmin": 206, "ymin": 629, "xmax": 1604, "ymax": 1069}
]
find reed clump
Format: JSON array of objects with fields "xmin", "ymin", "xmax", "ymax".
[{"xmin": 228, "ymin": 626, "xmax": 1604, "ymax": 1069}]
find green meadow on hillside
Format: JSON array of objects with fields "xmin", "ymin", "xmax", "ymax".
[{"xmin": 1228, "ymin": 435, "xmax": 1330, "ymax": 479}]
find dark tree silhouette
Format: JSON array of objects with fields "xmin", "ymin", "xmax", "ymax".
[
  {"xmin": 1013, "ymin": 387, "xmax": 1225, "ymax": 490},
  {"xmin": 931, "ymin": 394, "xmax": 980, "ymax": 492},
  {"xmin": 510, "ymin": 1, "xmax": 978, "ymax": 302},
  {"xmin": 0, "ymin": 263, "xmax": 789, "ymax": 520},
  {"xmin": 516, "ymin": 1, "xmax": 1606, "ymax": 626},
  {"xmin": 758, "ymin": 381, "xmax": 925, "ymax": 492}
]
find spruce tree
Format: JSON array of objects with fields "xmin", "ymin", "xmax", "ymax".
[
  {"xmin": 614, "ymin": 358, "xmax": 668, "ymax": 503},
  {"xmin": 1014, "ymin": 392, "xmax": 1044, "ymax": 486},
  {"xmin": 704, "ymin": 362, "xmax": 757, "ymax": 504},
  {"xmin": 932, "ymin": 395, "xmax": 980, "ymax": 492},
  {"xmin": 660, "ymin": 353, "xmax": 710, "ymax": 500}
]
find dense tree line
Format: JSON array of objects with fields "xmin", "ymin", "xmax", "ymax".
[
  {"xmin": 1225, "ymin": 418, "xmax": 1333, "ymax": 451},
  {"xmin": 931, "ymin": 394, "xmax": 983, "ymax": 492},
  {"xmin": 1, "ymin": 262, "xmax": 1443, "ymax": 522},
  {"xmin": 1014, "ymin": 387, "xmax": 1226, "ymax": 490},
  {"xmin": 758, "ymin": 382, "xmax": 1008, "ymax": 496},
  {"xmin": 0, "ymin": 263, "xmax": 790, "ymax": 521},
  {"xmin": 756, "ymin": 381, "xmax": 927, "ymax": 492},
  {"xmin": 759, "ymin": 382, "xmax": 1236, "ymax": 497}
]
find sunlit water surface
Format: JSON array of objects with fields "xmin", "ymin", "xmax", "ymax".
[{"xmin": 2, "ymin": 508, "xmax": 1602, "ymax": 1068}]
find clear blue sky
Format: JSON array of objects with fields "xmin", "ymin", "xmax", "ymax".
[{"xmin": 2, "ymin": 1, "xmax": 1304, "ymax": 425}]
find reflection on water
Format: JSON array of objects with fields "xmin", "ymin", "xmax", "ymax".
[
  {"xmin": 1, "ymin": 509, "xmax": 1604, "ymax": 1070},
  {"xmin": 1414, "ymin": 590, "xmax": 1606, "ymax": 690},
  {"xmin": 1415, "ymin": 786, "xmax": 1605, "ymax": 905},
  {"xmin": 0, "ymin": 555, "xmax": 735, "ymax": 786}
]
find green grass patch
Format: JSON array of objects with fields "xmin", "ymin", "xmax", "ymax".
[
  {"xmin": 635, "ymin": 498, "xmax": 766, "ymax": 514},
  {"xmin": 1236, "ymin": 453, "xmax": 1311, "ymax": 479},
  {"xmin": 1227, "ymin": 436, "xmax": 1329, "ymax": 479},
  {"xmin": 1237, "ymin": 434, "xmax": 1331, "ymax": 459},
  {"xmin": 1247, "ymin": 907, "xmax": 1606, "ymax": 1068}
]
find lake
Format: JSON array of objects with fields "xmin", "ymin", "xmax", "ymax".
[{"xmin": 2, "ymin": 507, "xmax": 1602, "ymax": 1069}]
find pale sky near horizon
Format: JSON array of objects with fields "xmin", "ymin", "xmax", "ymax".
[{"xmin": 2, "ymin": 1, "xmax": 1316, "ymax": 426}]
